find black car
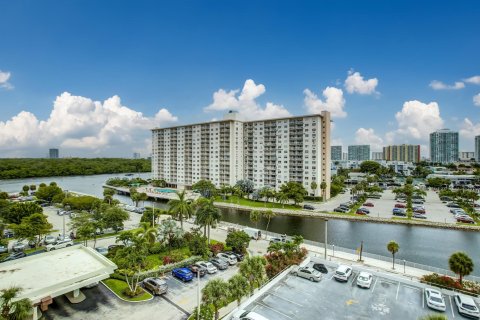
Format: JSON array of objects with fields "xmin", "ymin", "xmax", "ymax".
[
  {"xmin": 2, "ymin": 252, "xmax": 26, "ymax": 263},
  {"xmin": 312, "ymin": 263, "xmax": 328, "ymax": 274},
  {"xmin": 447, "ymin": 203, "xmax": 461, "ymax": 208},
  {"xmin": 334, "ymin": 207, "xmax": 348, "ymax": 213},
  {"xmin": 303, "ymin": 204, "xmax": 315, "ymax": 210}
]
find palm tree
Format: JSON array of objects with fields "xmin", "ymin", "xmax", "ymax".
[
  {"xmin": 202, "ymin": 278, "xmax": 230, "ymax": 320},
  {"xmin": 387, "ymin": 240, "xmax": 399, "ymax": 270},
  {"xmin": 239, "ymin": 256, "xmax": 267, "ymax": 296},
  {"xmin": 276, "ymin": 192, "xmax": 289, "ymax": 208},
  {"xmin": 250, "ymin": 210, "xmax": 261, "ymax": 231},
  {"xmin": 320, "ymin": 181, "xmax": 327, "ymax": 201},
  {"xmin": 310, "ymin": 181, "xmax": 318, "ymax": 197},
  {"xmin": 0, "ymin": 287, "xmax": 32, "ymax": 320},
  {"xmin": 195, "ymin": 199, "xmax": 221, "ymax": 244},
  {"xmin": 135, "ymin": 222, "xmax": 158, "ymax": 245},
  {"xmin": 228, "ymin": 274, "xmax": 249, "ymax": 306},
  {"xmin": 449, "ymin": 252, "xmax": 474, "ymax": 284},
  {"xmin": 263, "ymin": 210, "xmax": 276, "ymax": 238},
  {"xmin": 168, "ymin": 190, "xmax": 193, "ymax": 231}
]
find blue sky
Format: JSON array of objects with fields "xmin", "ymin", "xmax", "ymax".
[{"xmin": 0, "ymin": 0, "xmax": 479, "ymax": 157}]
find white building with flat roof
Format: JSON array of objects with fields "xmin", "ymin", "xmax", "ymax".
[{"xmin": 152, "ymin": 112, "xmax": 331, "ymax": 198}]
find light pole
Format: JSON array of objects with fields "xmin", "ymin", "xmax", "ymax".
[
  {"xmin": 152, "ymin": 202, "xmax": 155, "ymax": 227},
  {"xmin": 324, "ymin": 219, "xmax": 328, "ymax": 259},
  {"xmin": 197, "ymin": 269, "xmax": 200, "ymax": 320},
  {"xmin": 403, "ymin": 259, "xmax": 406, "ymax": 273}
]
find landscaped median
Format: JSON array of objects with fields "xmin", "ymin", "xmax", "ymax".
[{"xmin": 102, "ymin": 279, "xmax": 153, "ymax": 302}]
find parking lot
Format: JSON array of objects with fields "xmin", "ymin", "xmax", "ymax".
[{"xmin": 240, "ymin": 258, "xmax": 473, "ymax": 320}]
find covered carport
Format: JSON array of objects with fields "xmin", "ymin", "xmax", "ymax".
[{"xmin": 0, "ymin": 245, "xmax": 117, "ymax": 319}]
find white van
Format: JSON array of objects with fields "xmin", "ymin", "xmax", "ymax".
[{"xmin": 244, "ymin": 227, "xmax": 262, "ymax": 240}]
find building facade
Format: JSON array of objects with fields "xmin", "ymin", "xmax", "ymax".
[
  {"xmin": 459, "ymin": 151, "xmax": 475, "ymax": 162},
  {"xmin": 476, "ymin": 136, "xmax": 480, "ymax": 163},
  {"xmin": 371, "ymin": 152, "xmax": 383, "ymax": 160},
  {"xmin": 430, "ymin": 129, "xmax": 459, "ymax": 164},
  {"xmin": 152, "ymin": 112, "xmax": 331, "ymax": 198},
  {"xmin": 49, "ymin": 148, "xmax": 59, "ymax": 159},
  {"xmin": 383, "ymin": 144, "xmax": 420, "ymax": 163},
  {"xmin": 348, "ymin": 145, "xmax": 370, "ymax": 161},
  {"xmin": 331, "ymin": 146, "xmax": 342, "ymax": 161},
  {"xmin": 133, "ymin": 152, "xmax": 141, "ymax": 159}
]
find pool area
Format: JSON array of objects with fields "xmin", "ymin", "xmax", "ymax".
[{"xmin": 155, "ymin": 188, "xmax": 177, "ymax": 193}]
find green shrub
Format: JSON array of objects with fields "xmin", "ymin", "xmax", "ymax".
[
  {"xmin": 123, "ymin": 286, "xmax": 144, "ymax": 297},
  {"xmin": 148, "ymin": 242, "xmax": 165, "ymax": 254}
]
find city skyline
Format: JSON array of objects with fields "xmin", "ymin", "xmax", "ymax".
[{"xmin": 0, "ymin": 1, "xmax": 479, "ymax": 158}]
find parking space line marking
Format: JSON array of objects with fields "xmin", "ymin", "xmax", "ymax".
[
  {"xmin": 395, "ymin": 282, "xmax": 400, "ymax": 300},
  {"xmin": 402, "ymin": 284, "xmax": 421, "ymax": 291},
  {"xmin": 371, "ymin": 277, "xmax": 378, "ymax": 293},
  {"xmin": 256, "ymin": 301, "xmax": 294, "ymax": 320},
  {"xmin": 269, "ymin": 292, "xmax": 303, "ymax": 307},
  {"xmin": 422, "ymin": 289, "xmax": 425, "ymax": 309},
  {"xmin": 329, "ymin": 273, "xmax": 335, "ymax": 280},
  {"xmin": 351, "ymin": 273, "xmax": 359, "ymax": 287},
  {"xmin": 449, "ymin": 295, "xmax": 455, "ymax": 318}
]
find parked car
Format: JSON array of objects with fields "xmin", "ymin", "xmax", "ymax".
[
  {"xmin": 457, "ymin": 216, "xmax": 475, "ymax": 224},
  {"xmin": 244, "ymin": 227, "xmax": 262, "ymax": 240},
  {"xmin": 334, "ymin": 207, "xmax": 349, "ymax": 213},
  {"xmin": 143, "ymin": 277, "xmax": 168, "ymax": 295},
  {"xmin": 44, "ymin": 235, "xmax": 56, "ymax": 245},
  {"xmin": 451, "ymin": 208, "xmax": 465, "ymax": 214},
  {"xmin": 363, "ymin": 202, "xmax": 374, "ymax": 207},
  {"xmin": 188, "ymin": 264, "xmax": 207, "ymax": 277},
  {"xmin": 413, "ymin": 213, "xmax": 427, "ymax": 219},
  {"xmin": 232, "ymin": 309, "xmax": 269, "ymax": 320},
  {"xmin": 312, "ymin": 263, "xmax": 328, "ymax": 274},
  {"xmin": 412, "ymin": 199, "xmax": 424, "ymax": 204},
  {"xmin": 0, "ymin": 245, "xmax": 8, "ymax": 254},
  {"xmin": 45, "ymin": 239, "xmax": 74, "ymax": 251},
  {"xmin": 447, "ymin": 203, "xmax": 461, "ymax": 208},
  {"xmin": 172, "ymin": 267, "xmax": 194, "ymax": 282},
  {"xmin": 413, "ymin": 208, "xmax": 426, "ymax": 214},
  {"xmin": 333, "ymin": 265, "xmax": 352, "ymax": 282},
  {"xmin": 303, "ymin": 204, "xmax": 315, "ymax": 210},
  {"xmin": 12, "ymin": 241, "xmax": 27, "ymax": 252},
  {"xmin": 356, "ymin": 272, "xmax": 373, "ymax": 289},
  {"xmin": 209, "ymin": 257, "xmax": 228, "ymax": 270},
  {"xmin": 95, "ymin": 247, "xmax": 108, "ymax": 256},
  {"xmin": 196, "ymin": 261, "xmax": 218, "ymax": 274},
  {"xmin": 392, "ymin": 208, "xmax": 406, "ymax": 216},
  {"xmin": 269, "ymin": 237, "xmax": 287, "ymax": 244},
  {"xmin": 440, "ymin": 196, "xmax": 452, "ymax": 202},
  {"xmin": 355, "ymin": 208, "xmax": 368, "ymax": 215},
  {"xmin": 1, "ymin": 251, "xmax": 26, "ymax": 262},
  {"xmin": 217, "ymin": 252, "xmax": 237, "ymax": 265},
  {"xmin": 225, "ymin": 251, "xmax": 245, "ymax": 261},
  {"xmin": 454, "ymin": 294, "xmax": 480, "ymax": 318},
  {"xmin": 357, "ymin": 207, "xmax": 370, "ymax": 214},
  {"xmin": 291, "ymin": 266, "xmax": 322, "ymax": 282},
  {"xmin": 394, "ymin": 203, "xmax": 406, "ymax": 208},
  {"xmin": 3, "ymin": 230, "xmax": 14, "ymax": 238},
  {"xmin": 425, "ymin": 288, "xmax": 446, "ymax": 312}
]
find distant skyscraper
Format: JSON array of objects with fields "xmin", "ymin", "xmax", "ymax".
[
  {"xmin": 430, "ymin": 129, "xmax": 459, "ymax": 164},
  {"xmin": 383, "ymin": 144, "xmax": 421, "ymax": 163},
  {"xmin": 371, "ymin": 152, "xmax": 383, "ymax": 160},
  {"xmin": 458, "ymin": 151, "xmax": 475, "ymax": 161},
  {"xmin": 476, "ymin": 136, "xmax": 480, "ymax": 162},
  {"xmin": 133, "ymin": 152, "xmax": 141, "ymax": 159},
  {"xmin": 342, "ymin": 152, "xmax": 348, "ymax": 161},
  {"xmin": 49, "ymin": 148, "xmax": 59, "ymax": 159},
  {"xmin": 331, "ymin": 146, "xmax": 342, "ymax": 161},
  {"xmin": 348, "ymin": 145, "xmax": 370, "ymax": 161}
]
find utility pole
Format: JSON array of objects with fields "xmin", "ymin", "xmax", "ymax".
[
  {"xmin": 324, "ymin": 219, "xmax": 328, "ymax": 259},
  {"xmin": 359, "ymin": 240, "xmax": 363, "ymax": 261},
  {"xmin": 197, "ymin": 270, "xmax": 200, "ymax": 320},
  {"xmin": 152, "ymin": 202, "xmax": 155, "ymax": 227}
]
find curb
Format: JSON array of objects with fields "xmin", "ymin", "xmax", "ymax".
[{"xmin": 100, "ymin": 280, "xmax": 154, "ymax": 303}]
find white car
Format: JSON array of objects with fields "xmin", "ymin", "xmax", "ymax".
[
  {"xmin": 425, "ymin": 288, "xmax": 446, "ymax": 312},
  {"xmin": 291, "ymin": 266, "xmax": 322, "ymax": 282},
  {"xmin": 196, "ymin": 261, "xmax": 217, "ymax": 274},
  {"xmin": 217, "ymin": 253, "xmax": 237, "ymax": 265},
  {"xmin": 46, "ymin": 239, "xmax": 74, "ymax": 251},
  {"xmin": 454, "ymin": 294, "xmax": 480, "ymax": 318},
  {"xmin": 333, "ymin": 265, "xmax": 352, "ymax": 282},
  {"xmin": 356, "ymin": 272, "xmax": 373, "ymax": 288},
  {"xmin": 44, "ymin": 235, "xmax": 56, "ymax": 245},
  {"xmin": 232, "ymin": 309, "xmax": 269, "ymax": 320}
]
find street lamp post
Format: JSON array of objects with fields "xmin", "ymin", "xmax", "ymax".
[
  {"xmin": 324, "ymin": 219, "xmax": 328, "ymax": 259},
  {"xmin": 403, "ymin": 259, "xmax": 406, "ymax": 273},
  {"xmin": 197, "ymin": 269, "xmax": 200, "ymax": 320}
]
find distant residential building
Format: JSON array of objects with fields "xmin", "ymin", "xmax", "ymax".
[
  {"xmin": 383, "ymin": 144, "xmax": 421, "ymax": 163},
  {"xmin": 348, "ymin": 145, "xmax": 370, "ymax": 161},
  {"xmin": 430, "ymin": 129, "xmax": 459, "ymax": 164},
  {"xmin": 49, "ymin": 148, "xmax": 59, "ymax": 159},
  {"xmin": 459, "ymin": 151, "xmax": 475, "ymax": 162},
  {"xmin": 371, "ymin": 152, "xmax": 383, "ymax": 160},
  {"xmin": 476, "ymin": 136, "xmax": 480, "ymax": 162},
  {"xmin": 133, "ymin": 152, "xmax": 141, "ymax": 159},
  {"xmin": 331, "ymin": 146, "xmax": 342, "ymax": 161},
  {"xmin": 342, "ymin": 152, "xmax": 348, "ymax": 161}
]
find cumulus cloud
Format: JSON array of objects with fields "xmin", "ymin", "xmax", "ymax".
[
  {"xmin": 204, "ymin": 79, "xmax": 290, "ymax": 120},
  {"xmin": 0, "ymin": 92, "xmax": 177, "ymax": 156},
  {"xmin": 459, "ymin": 118, "xmax": 480, "ymax": 139},
  {"xmin": 473, "ymin": 93, "xmax": 480, "ymax": 106},
  {"xmin": 429, "ymin": 80, "xmax": 465, "ymax": 90},
  {"xmin": 344, "ymin": 70, "xmax": 378, "ymax": 95},
  {"xmin": 464, "ymin": 76, "xmax": 480, "ymax": 85},
  {"xmin": 304, "ymin": 87, "xmax": 346, "ymax": 118},
  {"xmin": 389, "ymin": 100, "xmax": 444, "ymax": 141},
  {"xmin": 355, "ymin": 128, "xmax": 383, "ymax": 151},
  {"xmin": 0, "ymin": 70, "xmax": 13, "ymax": 89}
]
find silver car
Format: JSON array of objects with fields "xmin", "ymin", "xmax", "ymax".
[
  {"xmin": 143, "ymin": 277, "xmax": 168, "ymax": 295},
  {"xmin": 196, "ymin": 261, "xmax": 218, "ymax": 274},
  {"xmin": 217, "ymin": 253, "xmax": 237, "ymax": 265},
  {"xmin": 291, "ymin": 266, "xmax": 322, "ymax": 282},
  {"xmin": 46, "ymin": 239, "xmax": 74, "ymax": 251}
]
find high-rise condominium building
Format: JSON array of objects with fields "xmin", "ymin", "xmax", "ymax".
[
  {"xmin": 371, "ymin": 152, "xmax": 383, "ymax": 160},
  {"xmin": 476, "ymin": 136, "xmax": 480, "ymax": 162},
  {"xmin": 430, "ymin": 129, "xmax": 459, "ymax": 164},
  {"xmin": 459, "ymin": 152, "xmax": 475, "ymax": 161},
  {"xmin": 383, "ymin": 145, "xmax": 420, "ymax": 163},
  {"xmin": 49, "ymin": 148, "xmax": 59, "ymax": 159},
  {"xmin": 151, "ymin": 111, "xmax": 331, "ymax": 198},
  {"xmin": 348, "ymin": 145, "xmax": 370, "ymax": 161},
  {"xmin": 331, "ymin": 146, "xmax": 342, "ymax": 161}
]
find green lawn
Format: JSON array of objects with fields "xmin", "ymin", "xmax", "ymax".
[
  {"xmin": 145, "ymin": 247, "xmax": 192, "ymax": 268},
  {"xmin": 102, "ymin": 279, "xmax": 152, "ymax": 302},
  {"xmin": 215, "ymin": 196, "xmax": 301, "ymax": 210},
  {"xmin": 24, "ymin": 246, "xmax": 46, "ymax": 254}
]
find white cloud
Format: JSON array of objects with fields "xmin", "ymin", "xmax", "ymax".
[
  {"xmin": 204, "ymin": 79, "xmax": 291, "ymax": 120},
  {"xmin": 459, "ymin": 118, "xmax": 480, "ymax": 139},
  {"xmin": 344, "ymin": 70, "xmax": 378, "ymax": 95},
  {"xmin": 464, "ymin": 76, "xmax": 480, "ymax": 85},
  {"xmin": 429, "ymin": 80, "xmax": 465, "ymax": 90},
  {"xmin": 303, "ymin": 86, "xmax": 346, "ymax": 118},
  {"xmin": 0, "ymin": 92, "xmax": 177, "ymax": 156},
  {"xmin": 0, "ymin": 70, "xmax": 13, "ymax": 89},
  {"xmin": 355, "ymin": 128, "xmax": 383, "ymax": 151},
  {"xmin": 391, "ymin": 100, "xmax": 444, "ymax": 141},
  {"xmin": 473, "ymin": 93, "xmax": 480, "ymax": 106}
]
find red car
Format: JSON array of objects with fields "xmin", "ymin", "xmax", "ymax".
[
  {"xmin": 363, "ymin": 202, "xmax": 374, "ymax": 207},
  {"xmin": 457, "ymin": 216, "xmax": 475, "ymax": 224},
  {"xmin": 356, "ymin": 209, "xmax": 368, "ymax": 215},
  {"xmin": 394, "ymin": 203, "xmax": 406, "ymax": 208},
  {"xmin": 413, "ymin": 208, "xmax": 426, "ymax": 214}
]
